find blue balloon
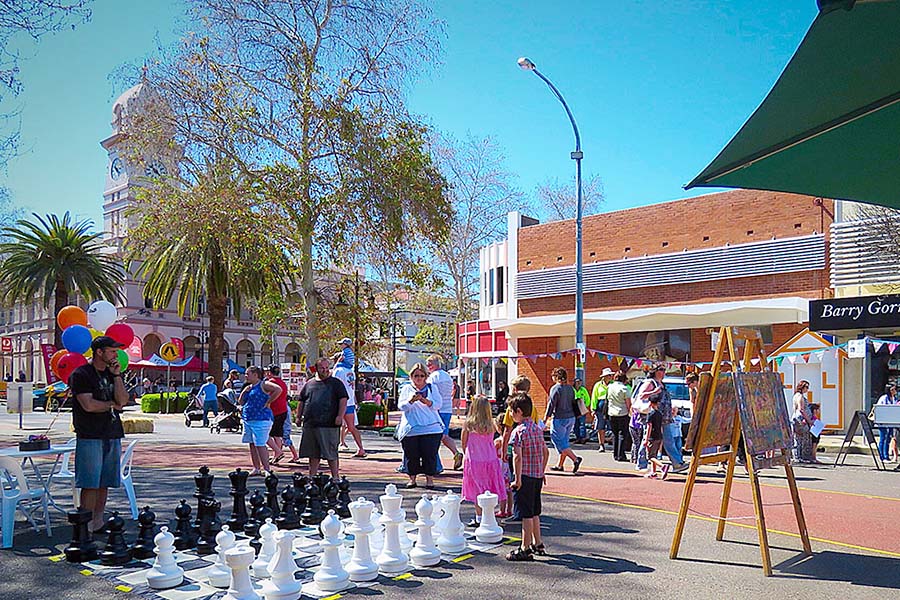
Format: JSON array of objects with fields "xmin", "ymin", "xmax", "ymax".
[{"xmin": 61, "ymin": 324, "xmax": 92, "ymax": 354}]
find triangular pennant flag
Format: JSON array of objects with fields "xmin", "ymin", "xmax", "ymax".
[
  {"xmin": 635, "ymin": 359, "xmax": 643, "ymax": 368},
  {"xmin": 588, "ymin": 349, "xmax": 597, "ymax": 358},
  {"xmin": 801, "ymin": 353, "xmax": 810, "ymax": 363},
  {"xmin": 751, "ymin": 358, "xmax": 760, "ymax": 366},
  {"xmin": 775, "ymin": 356, "xmax": 785, "ymax": 367},
  {"xmin": 787, "ymin": 355, "xmax": 796, "ymax": 364},
  {"xmin": 874, "ymin": 341, "xmax": 885, "ymax": 353},
  {"xmin": 890, "ymin": 343, "xmax": 899, "ymax": 354},
  {"xmin": 554, "ymin": 352, "xmax": 562, "ymax": 360},
  {"xmin": 807, "ymin": 353, "xmax": 821, "ymax": 364},
  {"xmin": 500, "ymin": 357, "xmax": 508, "ymax": 364}
]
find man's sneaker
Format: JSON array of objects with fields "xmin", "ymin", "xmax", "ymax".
[
  {"xmin": 672, "ymin": 462, "xmax": 690, "ymax": 474},
  {"xmin": 453, "ymin": 452, "xmax": 464, "ymax": 470}
]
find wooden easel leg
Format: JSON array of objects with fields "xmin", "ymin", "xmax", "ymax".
[
  {"xmin": 716, "ymin": 412, "xmax": 742, "ymax": 542},
  {"xmin": 669, "ymin": 458, "xmax": 700, "ymax": 559},
  {"xmin": 783, "ymin": 454, "xmax": 812, "ymax": 555},
  {"xmin": 746, "ymin": 457, "xmax": 773, "ymax": 576}
]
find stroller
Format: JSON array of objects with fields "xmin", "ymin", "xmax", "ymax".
[
  {"xmin": 183, "ymin": 389, "xmax": 205, "ymax": 427},
  {"xmin": 209, "ymin": 389, "xmax": 243, "ymax": 434}
]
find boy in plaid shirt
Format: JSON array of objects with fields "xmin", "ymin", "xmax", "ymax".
[{"xmin": 507, "ymin": 392, "xmax": 549, "ymax": 561}]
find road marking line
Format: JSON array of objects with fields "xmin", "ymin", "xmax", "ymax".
[
  {"xmin": 392, "ymin": 573, "xmax": 413, "ymax": 580},
  {"xmin": 115, "ymin": 584, "xmax": 133, "ymax": 592},
  {"xmin": 451, "ymin": 553, "xmax": 474, "ymax": 562}
]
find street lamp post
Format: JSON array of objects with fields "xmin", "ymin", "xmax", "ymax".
[{"xmin": 518, "ymin": 56, "xmax": 585, "ymax": 382}]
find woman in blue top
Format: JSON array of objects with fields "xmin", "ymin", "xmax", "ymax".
[
  {"xmin": 397, "ymin": 363, "xmax": 444, "ymax": 489},
  {"xmin": 238, "ymin": 365, "xmax": 283, "ymax": 476}
]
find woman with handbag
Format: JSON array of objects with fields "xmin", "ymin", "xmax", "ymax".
[
  {"xmin": 791, "ymin": 379, "xmax": 815, "ymax": 463},
  {"xmin": 544, "ymin": 367, "xmax": 583, "ymax": 473}
]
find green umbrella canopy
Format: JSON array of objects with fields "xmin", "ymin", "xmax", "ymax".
[{"xmin": 686, "ymin": 0, "xmax": 900, "ymax": 209}]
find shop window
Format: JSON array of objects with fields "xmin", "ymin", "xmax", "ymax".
[
  {"xmin": 496, "ymin": 266, "xmax": 504, "ymax": 304},
  {"xmin": 488, "ymin": 268, "xmax": 495, "ymax": 305}
]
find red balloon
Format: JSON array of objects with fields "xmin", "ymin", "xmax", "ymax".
[
  {"xmin": 105, "ymin": 323, "xmax": 135, "ymax": 347},
  {"xmin": 57, "ymin": 352, "xmax": 88, "ymax": 383}
]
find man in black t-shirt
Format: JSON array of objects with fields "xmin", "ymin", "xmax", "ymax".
[
  {"xmin": 297, "ymin": 356, "xmax": 348, "ymax": 478},
  {"xmin": 69, "ymin": 335, "xmax": 128, "ymax": 533}
]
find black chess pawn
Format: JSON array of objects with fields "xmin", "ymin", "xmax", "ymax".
[
  {"xmin": 276, "ymin": 485, "xmax": 300, "ymax": 530},
  {"xmin": 195, "ymin": 497, "xmax": 222, "ymax": 555},
  {"xmin": 300, "ymin": 480, "xmax": 324, "ymax": 526},
  {"xmin": 64, "ymin": 509, "xmax": 98, "ymax": 563},
  {"xmin": 314, "ymin": 473, "xmax": 330, "ymax": 494},
  {"xmin": 227, "ymin": 468, "xmax": 250, "ymax": 531},
  {"xmin": 131, "ymin": 506, "xmax": 158, "ymax": 560},
  {"xmin": 336, "ymin": 475, "xmax": 352, "ymax": 519},
  {"xmin": 249, "ymin": 497, "xmax": 273, "ymax": 554},
  {"xmin": 243, "ymin": 490, "xmax": 265, "ymax": 538},
  {"xmin": 172, "ymin": 499, "xmax": 197, "ymax": 551},
  {"xmin": 322, "ymin": 477, "xmax": 339, "ymax": 513},
  {"xmin": 264, "ymin": 472, "xmax": 280, "ymax": 519},
  {"xmin": 99, "ymin": 512, "xmax": 132, "ymax": 566},
  {"xmin": 292, "ymin": 473, "xmax": 308, "ymax": 516}
]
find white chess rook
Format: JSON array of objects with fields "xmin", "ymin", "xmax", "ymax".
[
  {"xmin": 409, "ymin": 495, "xmax": 441, "ymax": 568},
  {"xmin": 208, "ymin": 524, "xmax": 236, "ymax": 588},
  {"xmin": 346, "ymin": 497, "xmax": 379, "ymax": 582},
  {"xmin": 261, "ymin": 530, "xmax": 301, "ymax": 600},
  {"xmin": 223, "ymin": 546, "xmax": 260, "ymax": 600},
  {"xmin": 146, "ymin": 526, "xmax": 184, "ymax": 590},
  {"xmin": 474, "ymin": 491, "xmax": 503, "ymax": 544},
  {"xmin": 314, "ymin": 510, "xmax": 351, "ymax": 592},
  {"xmin": 251, "ymin": 518, "xmax": 278, "ymax": 578},
  {"xmin": 436, "ymin": 490, "xmax": 467, "ymax": 555},
  {"xmin": 375, "ymin": 484, "xmax": 409, "ymax": 574}
]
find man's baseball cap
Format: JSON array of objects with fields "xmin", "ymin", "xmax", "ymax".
[
  {"xmin": 340, "ymin": 337, "xmax": 352, "ymax": 345},
  {"xmin": 91, "ymin": 336, "xmax": 124, "ymax": 352}
]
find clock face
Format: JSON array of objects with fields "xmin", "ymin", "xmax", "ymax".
[
  {"xmin": 144, "ymin": 161, "xmax": 168, "ymax": 177},
  {"xmin": 110, "ymin": 157, "xmax": 124, "ymax": 180}
]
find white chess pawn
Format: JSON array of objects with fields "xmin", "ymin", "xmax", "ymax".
[
  {"xmin": 208, "ymin": 524, "xmax": 236, "ymax": 588},
  {"xmin": 260, "ymin": 530, "xmax": 300, "ymax": 600},
  {"xmin": 314, "ymin": 510, "xmax": 350, "ymax": 592},
  {"xmin": 375, "ymin": 484, "xmax": 409, "ymax": 574},
  {"xmin": 409, "ymin": 495, "xmax": 441, "ymax": 567},
  {"xmin": 346, "ymin": 497, "xmax": 378, "ymax": 582},
  {"xmin": 436, "ymin": 490, "xmax": 467, "ymax": 554},
  {"xmin": 223, "ymin": 546, "xmax": 260, "ymax": 600},
  {"xmin": 146, "ymin": 526, "xmax": 184, "ymax": 590},
  {"xmin": 474, "ymin": 491, "xmax": 503, "ymax": 543},
  {"xmin": 252, "ymin": 518, "xmax": 278, "ymax": 578}
]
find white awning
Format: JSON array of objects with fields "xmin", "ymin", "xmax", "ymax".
[{"xmin": 490, "ymin": 297, "xmax": 809, "ymax": 338}]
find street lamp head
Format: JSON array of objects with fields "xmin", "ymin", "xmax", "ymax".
[{"xmin": 517, "ymin": 57, "xmax": 536, "ymax": 71}]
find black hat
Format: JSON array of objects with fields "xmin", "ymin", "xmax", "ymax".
[{"xmin": 91, "ymin": 336, "xmax": 124, "ymax": 352}]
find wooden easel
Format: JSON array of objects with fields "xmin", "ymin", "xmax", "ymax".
[{"xmin": 669, "ymin": 326, "xmax": 812, "ymax": 576}]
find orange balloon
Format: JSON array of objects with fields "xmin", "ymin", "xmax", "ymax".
[
  {"xmin": 57, "ymin": 306, "xmax": 88, "ymax": 330},
  {"xmin": 50, "ymin": 349, "xmax": 67, "ymax": 379}
]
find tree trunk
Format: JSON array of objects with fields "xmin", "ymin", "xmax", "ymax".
[
  {"xmin": 300, "ymin": 232, "xmax": 319, "ymax": 361},
  {"xmin": 207, "ymin": 294, "xmax": 227, "ymax": 390},
  {"xmin": 53, "ymin": 278, "xmax": 68, "ymax": 350}
]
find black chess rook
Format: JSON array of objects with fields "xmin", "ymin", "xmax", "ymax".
[{"xmin": 64, "ymin": 509, "xmax": 98, "ymax": 563}]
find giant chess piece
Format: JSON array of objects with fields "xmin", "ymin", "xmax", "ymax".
[
  {"xmin": 131, "ymin": 506, "xmax": 158, "ymax": 560},
  {"xmin": 260, "ymin": 530, "xmax": 301, "ymax": 600},
  {"xmin": 146, "ymin": 526, "xmax": 184, "ymax": 590},
  {"xmin": 100, "ymin": 511, "xmax": 133, "ymax": 566},
  {"xmin": 251, "ymin": 518, "xmax": 278, "ymax": 578},
  {"xmin": 375, "ymin": 484, "xmax": 408, "ymax": 574},
  {"xmin": 243, "ymin": 490, "xmax": 265, "ymax": 538},
  {"xmin": 275, "ymin": 484, "xmax": 300, "ymax": 530},
  {"xmin": 64, "ymin": 509, "xmax": 98, "ymax": 563},
  {"xmin": 314, "ymin": 473, "xmax": 330, "ymax": 494},
  {"xmin": 300, "ymin": 480, "xmax": 324, "ymax": 526},
  {"xmin": 193, "ymin": 465, "xmax": 216, "ymax": 530},
  {"xmin": 474, "ymin": 491, "xmax": 503, "ymax": 543},
  {"xmin": 432, "ymin": 494, "xmax": 448, "ymax": 538},
  {"xmin": 264, "ymin": 472, "xmax": 280, "ymax": 520},
  {"xmin": 436, "ymin": 490, "xmax": 466, "ymax": 555},
  {"xmin": 345, "ymin": 497, "xmax": 378, "ymax": 582},
  {"xmin": 314, "ymin": 510, "xmax": 351, "ymax": 592},
  {"xmin": 172, "ymin": 499, "xmax": 198, "ymax": 551},
  {"xmin": 322, "ymin": 477, "xmax": 339, "ymax": 514},
  {"xmin": 227, "ymin": 468, "xmax": 250, "ymax": 531},
  {"xmin": 196, "ymin": 497, "xmax": 222, "ymax": 555},
  {"xmin": 248, "ymin": 492, "xmax": 273, "ymax": 554},
  {"xmin": 222, "ymin": 545, "xmax": 260, "ymax": 600},
  {"xmin": 336, "ymin": 476, "xmax": 352, "ymax": 519},
  {"xmin": 291, "ymin": 473, "xmax": 308, "ymax": 517},
  {"xmin": 367, "ymin": 505, "xmax": 384, "ymax": 553},
  {"xmin": 208, "ymin": 524, "xmax": 235, "ymax": 588},
  {"xmin": 409, "ymin": 495, "xmax": 441, "ymax": 567}
]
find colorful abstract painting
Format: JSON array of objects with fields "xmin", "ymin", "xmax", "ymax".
[
  {"xmin": 685, "ymin": 372, "xmax": 737, "ymax": 450},
  {"xmin": 734, "ymin": 371, "xmax": 793, "ymax": 455}
]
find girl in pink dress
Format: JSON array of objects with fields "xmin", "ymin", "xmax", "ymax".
[{"xmin": 462, "ymin": 395, "xmax": 507, "ymax": 527}]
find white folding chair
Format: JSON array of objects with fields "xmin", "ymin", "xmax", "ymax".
[
  {"xmin": 120, "ymin": 440, "xmax": 138, "ymax": 520},
  {"xmin": 0, "ymin": 456, "xmax": 52, "ymax": 548},
  {"xmin": 48, "ymin": 438, "xmax": 79, "ymax": 507}
]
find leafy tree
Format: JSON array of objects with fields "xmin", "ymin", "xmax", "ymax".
[
  {"xmin": 0, "ymin": 212, "xmax": 123, "ymax": 348},
  {"xmin": 120, "ymin": 0, "xmax": 450, "ymax": 361},
  {"xmin": 125, "ymin": 159, "xmax": 292, "ymax": 388},
  {"xmin": 534, "ymin": 173, "xmax": 604, "ymax": 222}
]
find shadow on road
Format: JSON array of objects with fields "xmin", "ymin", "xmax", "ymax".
[
  {"xmin": 540, "ymin": 514, "xmax": 639, "ymax": 538},
  {"xmin": 545, "ymin": 552, "xmax": 654, "ymax": 575},
  {"xmin": 775, "ymin": 551, "xmax": 900, "ymax": 589}
]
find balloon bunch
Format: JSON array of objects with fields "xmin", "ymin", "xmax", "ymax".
[{"xmin": 52, "ymin": 301, "xmax": 134, "ymax": 382}]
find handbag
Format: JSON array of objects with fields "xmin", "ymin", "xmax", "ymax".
[{"xmin": 575, "ymin": 393, "xmax": 589, "ymax": 417}]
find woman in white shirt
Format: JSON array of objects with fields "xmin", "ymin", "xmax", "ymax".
[{"xmin": 397, "ymin": 363, "xmax": 445, "ymax": 489}]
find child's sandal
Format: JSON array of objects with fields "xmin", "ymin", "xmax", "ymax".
[
  {"xmin": 530, "ymin": 543, "xmax": 546, "ymax": 556},
  {"xmin": 505, "ymin": 548, "xmax": 534, "ymax": 562}
]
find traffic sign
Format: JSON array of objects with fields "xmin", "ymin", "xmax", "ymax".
[
  {"xmin": 159, "ymin": 342, "xmax": 180, "ymax": 363},
  {"xmin": 1, "ymin": 337, "xmax": 11, "ymax": 354}
]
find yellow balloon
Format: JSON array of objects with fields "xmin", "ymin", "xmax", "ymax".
[
  {"xmin": 83, "ymin": 348, "xmax": 93, "ymax": 359},
  {"xmin": 90, "ymin": 328, "xmax": 103, "ymax": 339}
]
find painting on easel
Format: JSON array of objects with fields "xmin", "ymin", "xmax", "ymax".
[
  {"xmin": 734, "ymin": 371, "xmax": 793, "ymax": 458},
  {"xmin": 685, "ymin": 372, "xmax": 737, "ymax": 451}
]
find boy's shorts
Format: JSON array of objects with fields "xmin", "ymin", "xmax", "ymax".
[
  {"xmin": 514, "ymin": 475, "xmax": 543, "ymax": 518},
  {"xmin": 440, "ymin": 412, "xmax": 452, "ymax": 435}
]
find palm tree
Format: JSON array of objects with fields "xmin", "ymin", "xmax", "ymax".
[{"xmin": 0, "ymin": 213, "xmax": 124, "ymax": 348}]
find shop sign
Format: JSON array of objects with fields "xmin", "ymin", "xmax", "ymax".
[
  {"xmin": 810, "ymin": 295, "xmax": 900, "ymax": 331},
  {"xmin": 0, "ymin": 337, "xmax": 11, "ymax": 353},
  {"xmin": 847, "ymin": 339, "xmax": 866, "ymax": 359}
]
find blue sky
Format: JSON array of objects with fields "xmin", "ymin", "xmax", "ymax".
[{"xmin": 3, "ymin": 0, "xmax": 818, "ymax": 228}]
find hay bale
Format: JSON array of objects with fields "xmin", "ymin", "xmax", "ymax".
[{"xmin": 122, "ymin": 417, "xmax": 154, "ymax": 434}]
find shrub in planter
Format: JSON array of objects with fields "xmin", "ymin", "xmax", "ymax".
[
  {"xmin": 140, "ymin": 392, "xmax": 190, "ymax": 413},
  {"xmin": 356, "ymin": 402, "xmax": 377, "ymax": 427}
]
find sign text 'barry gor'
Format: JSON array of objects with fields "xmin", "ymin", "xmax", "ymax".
[{"xmin": 820, "ymin": 299, "xmax": 900, "ymax": 321}]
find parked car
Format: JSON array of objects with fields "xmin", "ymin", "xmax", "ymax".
[{"xmin": 631, "ymin": 376, "xmax": 692, "ymax": 440}]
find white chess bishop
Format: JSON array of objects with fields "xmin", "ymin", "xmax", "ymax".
[
  {"xmin": 409, "ymin": 495, "xmax": 441, "ymax": 568},
  {"xmin": 346, "ymin": 497, "xmax": 379, "ymax": 582},
  {"xmin": 252, "ymin": 518, "xmax": 278, "ymax": 578},
  {"xmin": 314, "ymin": 510, "xmax": 351, "ymax": 592},
  {"xmin": 208, "ymin": 524, "xmax": 236, "ymax": 588},
  {"xmin": 222, "ymin": 546, "xmax": 260, "ymax": 600},
  {"xmin": 260, "ymin": 530, "xmax": 301, "ymax": 600},
  {"xmin": 474, "ymin": 491, "xmax": 504, "ymax": 543},
  {"xmin": 436, "ymin": 490, "xmax": 467, "ymax": 554},
  {"xmin": 375, "ymin": 483, "xmax": 409, "ymax": 574},
  {"xmin": 146, "ymin": 526, "xmax": 184, "ymax": 590}
]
